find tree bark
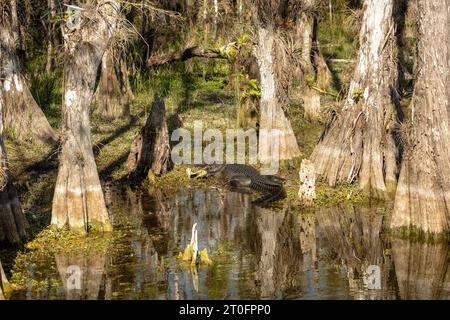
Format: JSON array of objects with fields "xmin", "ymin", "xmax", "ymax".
[
  {"xmin": 0, "ymin": 74, "xmax": 29, "ymax": 246},
  {"xmin": 311, "ymin": 0, "xmax": 401, "ymax": 198},
  {"xmin": 298, "ymin": 158, "xmax": 316, "ymax": 205},
  {"xmin": 213, "ymin": 0, "xmax": 219, "ymax": 40},
  {"xmin": 202, "ymin": 0, "xmax": 210, "ymax": 43},
  {"xmin": 235, "ymin": 55, "xmax": 260, "ymax": 128},
  {"xmin": 295, "ymin": 0, "xmax": 333, "ymax": 120},
  {"xmin": 251, "ymin": 0, "xmax": 301, "ymax": 161},
  {"xmin": 127, "ymin": 96, "xmax": 172, "ymax": 177},
  {"xmin": 46, "ymin": 0, "xmax": 57, "ymax": 75},
  {"xmin": 10, "ymin": 0, "xmax": 25, "ymax": 55},
  {"xmin": 52, "ymin": 1, "xmax": 121, "ymax": 232},
  {"xmin": 0, "ymin": 2, "xmax": 57, "ymax": 144},
  {"xmin": 391, "ymin": 0, "xmax": 450, "ymax": 235},
  {"xmin": 0, "ymin": 259, "xmax": 9, "ymax": 299},
  {"xmin": 93, "ymin": 48, "xmax": 132, "ymax": 119}
]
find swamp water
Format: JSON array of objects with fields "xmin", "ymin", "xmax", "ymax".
[{"xmin": 7, "ymin": 187, "xmax": 450, "ymax": 300}]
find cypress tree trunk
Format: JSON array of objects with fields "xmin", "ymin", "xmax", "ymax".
[
  {"xmin": 391, "ymin": 0, "xmax": 450, "ymax": 235},
  {"xmin": 127, "ymin": 97, "xmax": 172, "ymax": 177},
  {"xmin": 251, "ymin": 0, "xmax": 301, "ymax": 161},
  {"xmin": 235, "ymin": 55, "xmax": 260, "ymax": 128},
  {"xmin": 202, "ymin": 0, "xmax": 210, "ymax": 43},
  {"xmin": 93, "ymin": 48, "xmax": 132, "ymax": 119},
  {"xmin": 295, "ymin": 0, "xmax": 332, "ymax": 120},
  {"xmin": 0, "ymin": 259, "xmax": 9, "ymax": 299},
  {"xmin": 46, "ymin": 0, "xmax": 57, "ymax": 75},
  {"xmin": 0, "ymin": 1, "xmax": 57, "ymax": 144},
  {"xmin": 311, "ymin": 0, "xmax": 401, "ymax": 198},
  {"xmin": 52, "ymin": 1, "xmax": 121, "ymax": 232},
  {"xmin": 0, "ymin": 78, "xmax": 29, "ymax": 246}
]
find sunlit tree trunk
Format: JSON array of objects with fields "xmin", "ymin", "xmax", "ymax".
[
  {"xmin": 127, "ymin": 97, "xmax": 172, "ymax": 177},
  {"xmin": 251, "ymin": 0, "xmax": 301, "ymax": 161},
  {"xmin": 10, "ymin": 0, "xmax": 25, "ymax": 54},
  {"xmin": 392, "ymin": 238, "xmax": 450, "ymax": 299},
  {"xmin": 46, "ymin": 0, "xmax": 57, "ymax": 75},
  {"xmin": 213, "ymin": 0, "xmax": 219, "ymax": 40},
  {"xmin": 0, "ymin": 259, "xmax": 9, "ymax": 299},
  {"xmin": 391, "ymin": 0, "xmax": 450, "ymax": 235},
  {"xmin": 202, "ymin": 0, "xmax": 209, "ymax": 42},
  {"xmin": 0, "ymin": 79, "xmax": 29, "ymax": 246},
  {"xmin": 93, "ymin": 48, "xmax": 132, "ymax": 119},
  {"xmin": 0, "ymin": 1, "xmax": 57, "ymax": 144},
  {"xmin": 311, "ymin": 0, "xmax": 401, "ymax": 198},
  {"xmin": 52, "ymin": 1, "xmax": 121, "ymax": 232},
  {"xmin": 295, "ymin": 0, "xmax": 332, "ymax": 120}
]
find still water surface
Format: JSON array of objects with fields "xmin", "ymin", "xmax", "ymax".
[{"xmin": 9, "ymin": 187, "xmax": 450, "ymax": 300}]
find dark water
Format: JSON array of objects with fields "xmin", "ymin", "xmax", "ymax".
[{"xmin": 9, "ymin": 187, "xmax": 450, "ymax": 300}]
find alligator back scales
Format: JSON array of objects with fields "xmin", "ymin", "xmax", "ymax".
[{"xmin": 203, "ymin": 164, "xmax": 286, "ymax": 205}]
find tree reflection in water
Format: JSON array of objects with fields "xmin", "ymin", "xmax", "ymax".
[
  {"xmin": 316, "ymin": 205, "xmax": 397, "ymax": 299},
  {"xmin": 392, "ymin": 239, "xmax": 450, "ymax": 300},
  {"xmin": 55, "ymin": 253, "xmax": 106, "ymax": 300},
  {"xmin": 9, "ymin": 186, "xmax": 450, "ymax": 300}
]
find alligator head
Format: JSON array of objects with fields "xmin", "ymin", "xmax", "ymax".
[{"xmin": 187, "ymin": 164, "xmax": 226, "ymax": 179}]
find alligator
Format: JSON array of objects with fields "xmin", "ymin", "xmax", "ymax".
[{"xmin": 187, "ymin": 164, "xmax": 286, "ymax": 206}]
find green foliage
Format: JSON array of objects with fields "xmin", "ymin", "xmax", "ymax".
[
  {"xmin": 25, "ymin": 50, "xmax": 62, "ymax": 128},
  {"xmin": 318, "ymin": 6, "xmax": 358, "ymax": 60},
  {"xmin": 215, "ymin": 34, "xmax": 251, "ymax": 62},
  {"xmin": 236, "ymin": 34, "xmax": 249, "ymax": 50},
  {"xmin": 219, "ymin": 44, "xmax": 236, "ymax": 60},
  {"xmin": 132, "ymin": 58, "xmax": 230, "ymax": 116},
  {"xmin": 240, "ymin": 78, "xmax": 261, "ymax": 99},
  {"xmin": 352, "ymin": 86, "xmax": 363, "ymax": 101},
  {"xmin": 305, "ymin": 74, "xmax": 316, "ymax": 88},
  {"xmin": 314, "ymin": 180, "xmax": 368, "ymax": 207}
]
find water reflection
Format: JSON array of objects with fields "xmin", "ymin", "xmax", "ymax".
[
  {"xmin": 392, "ymin": 239, "xmax": 450, "ymax": 299},
  {"xmin": 56, "ymin": 253, "xmax": 106, "ymax": 300},
  {"xmin": 11, "ymin": 187, "xmax": 450, "ymax": 300},
  {"xmin": 316, "ymin": 206, "xmax": 397, "ymax": 299}
]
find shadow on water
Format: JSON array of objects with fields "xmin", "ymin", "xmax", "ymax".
[{"xmin": 9, "ymin": 187, "xmax": 450, "ymax": 300}]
